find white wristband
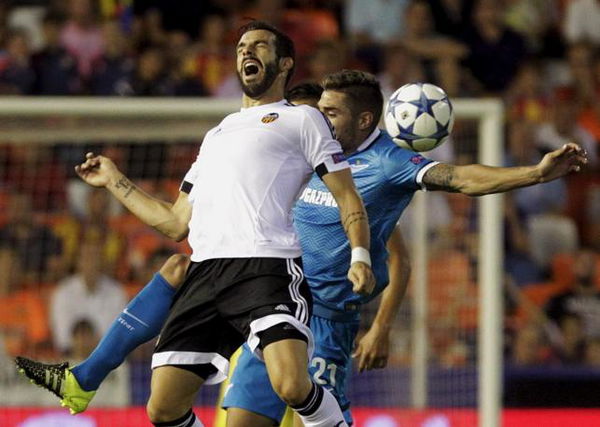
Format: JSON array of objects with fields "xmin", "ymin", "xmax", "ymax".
[{"xmin": 351, "ymin": 247, "xmax": 371, "ymax": 267}]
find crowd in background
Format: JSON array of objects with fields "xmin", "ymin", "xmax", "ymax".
[{"xmin": 1, "ymin": 0, "xmax": 600, "ymax": 387}]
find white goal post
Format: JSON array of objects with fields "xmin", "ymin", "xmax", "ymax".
[
  {"xmin": 0, "ymin": 97, "xmax": 504, "ymax": 426},
  {"xmin": 410, "ymin": 99, "xmax": 504, "ymax": 427}
]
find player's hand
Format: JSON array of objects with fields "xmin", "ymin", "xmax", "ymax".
[
  {"xmin": 348, "ymin": 262, "xmax": 375, "ymax": 296},
  {"xmin": 353, "ymin": 324, "xmax": 390, "ymax": 372},
  {"xmin": 536, "ymin": 143, "xmax": 588, "ymax": 182},
  {"xmin": 74, "ymin": 152, "xmax": 120, "ymax": 187}
]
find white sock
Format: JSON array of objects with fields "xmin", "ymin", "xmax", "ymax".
[
  {"xmin": 153, "ymin": 409, "xmax": 204, "ymax": 427},
  {"xmin": 291, "ymin": 383, "xmax": 348, "ymax": 427}
]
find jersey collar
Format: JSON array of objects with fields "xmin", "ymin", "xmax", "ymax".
[
  {"xmin": 240, "ymin": 99, "xmax": 287, "ymax": 111},
  {"xmin": 354, "ymin": 128, "xmax": 381, "ymax": 154}
]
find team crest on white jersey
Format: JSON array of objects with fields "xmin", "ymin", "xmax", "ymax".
[{"xmin": 261, "ymin": 112, "xmax": 279, "ymax": 123}]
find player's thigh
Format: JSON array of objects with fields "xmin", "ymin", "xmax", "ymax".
[
  {"xmin": 263, "ymin": 338, "xmax": 310, "ymax": 386},
  {"xmin": 147, "ymin": 366, "xmax": 204, "ymax": 419},
  {"xmin": 222, "ymin": 344, "xmax": 287, "ymax": 425}
]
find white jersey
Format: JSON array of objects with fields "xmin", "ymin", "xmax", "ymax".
[{"xmin": 182, "ymin": 100, "xmax": 349, "ymax": 262}]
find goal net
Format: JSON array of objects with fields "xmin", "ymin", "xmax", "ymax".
[{"xmin": 0, "ymin": 97, "xmax": 503, "ymax": 427}]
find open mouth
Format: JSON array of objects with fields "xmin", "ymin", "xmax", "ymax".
[{"xmin": 243, "ymin": 59, "xmax": 261, "ymax": 76}]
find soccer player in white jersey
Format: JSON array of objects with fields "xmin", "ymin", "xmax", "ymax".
[{"xmin": 20, "ymin": 21, "xmax": 374, "ymax": 427}]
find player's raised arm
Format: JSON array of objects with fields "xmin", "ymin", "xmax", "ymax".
[
  {"xmin": 75, "ymin": 152, "xmax": 191, "ymax": 241},
  {"xmin": 321, "ymin": 168, "xmax": 375, "ymax": 296},
  {"xmin": 422, "ymin": 142, "xmax": 587, "ymax": 196}
]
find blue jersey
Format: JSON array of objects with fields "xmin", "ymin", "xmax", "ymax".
[{"xmin": 294, "ymin": 129, "xmax": 436, "ymax": 314}]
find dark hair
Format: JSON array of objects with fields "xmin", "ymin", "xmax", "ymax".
[
  {"xmin": 285, "ymin": 82, "xmax": 323, "ymax": 103},
  {"xmin": 322, "ymin": 70, "xmax": 383, "ymax": 134},
  {"xmin": 238, "ymin": 20, "xmax": 295, "ymax": 87}
]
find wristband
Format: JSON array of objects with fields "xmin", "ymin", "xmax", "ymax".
[{"xmin": 351, "ymin": 247, "xmax": 371, "ymax": 267}]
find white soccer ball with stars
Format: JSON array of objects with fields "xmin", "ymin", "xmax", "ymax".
[{"xmin": 384, "ymin": 82, "xmax": 454, "ymax": 152}]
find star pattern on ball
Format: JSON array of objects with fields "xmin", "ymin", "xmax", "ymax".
[{"xmin": 406, "ymin": 89, "xmax": 439, "ymax": 118}]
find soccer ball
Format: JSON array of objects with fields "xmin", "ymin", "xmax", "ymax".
[{"xmin": 384, "ymin": 83, "xmax": 454, "ymax": 152}]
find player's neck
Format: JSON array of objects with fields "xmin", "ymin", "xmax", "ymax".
[
  {"xmin": 241, "ymin": 79, "xmax": 286, "ymax": 108},
  {"xmin": 242, "ymin": 92, "xmax": 285, "ymax": 108}
]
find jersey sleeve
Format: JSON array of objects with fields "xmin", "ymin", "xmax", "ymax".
[
  {"xmin": 180, "ymin": 156, "xmax": 199, "ymax": 194},
  {"xmin": 381, "ymin": 148, "xmax": 439, "ymax": 191},
  {"xmin": 299, "ymin": 107, "xmax": 349, "ymax": 178},
  {"xmin": 180, "ymin": 126, "xmax": 220, "ymax": 193}
]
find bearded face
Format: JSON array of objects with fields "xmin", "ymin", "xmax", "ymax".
[{"xmin": 236, "ymin": 29, "xmax": 283, "ymax": 98}]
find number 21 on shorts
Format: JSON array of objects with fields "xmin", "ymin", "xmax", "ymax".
[{"xmin": 311, "ymin": 357, "xmax": 338, "ymax": 387}]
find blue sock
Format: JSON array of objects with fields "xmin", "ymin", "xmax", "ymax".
[{"xmin": 71, "ymin": 273, "xmax": 176, "ymax": 391}]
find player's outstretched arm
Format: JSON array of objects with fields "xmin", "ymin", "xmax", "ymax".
[
  {"xmin": 322, "ymin": 168, "xmax": 375, "ymax": 296},
  {"xmin": 422, "ymin": 143, "xmax": 588, "ymax": 196},
  {"xmin": 354, "ymin": 226, "xmax": 411, "ymax": 372},
  {"xmin": 75, "ymin": 152, "xmax": 190, "ymax": 240}
]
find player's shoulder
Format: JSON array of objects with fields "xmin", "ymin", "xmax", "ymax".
[{"xmin": 374, "ymin": 130, "xmax": 427, "ymax": 162}]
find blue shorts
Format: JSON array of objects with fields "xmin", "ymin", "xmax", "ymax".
[{"xmin": 222, "ymin": 314, "xmax": 360, "ymax": 425}]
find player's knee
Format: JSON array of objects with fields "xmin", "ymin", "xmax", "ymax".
[
  {"xmin": 159, "ymin": 254, "xmax": 190, "ymax": 289},
  {"xmin": 271, "ymin": 374, "xmax": 311, "ymax": 406},
  {"xmin": 146, "ymin": 399, "xmax": 188, "ymax": 424}
]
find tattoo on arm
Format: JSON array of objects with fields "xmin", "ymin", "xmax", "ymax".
[
  {"xmin": 114, "ymin": 176, "xmax": 136, "ymax": 198},
  {"xmin": 343, "ymin": 211, "xmax": 367, "ymax": 232},
  {"xmin": 422, "ymin": 164, "xmax": 458, "ymax": 192}
]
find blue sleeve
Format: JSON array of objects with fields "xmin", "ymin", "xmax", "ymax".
[{"xmin": 380, "ymin": 148, "xmax": 436, "ymax": 191}]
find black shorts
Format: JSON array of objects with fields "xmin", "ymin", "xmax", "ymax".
[{"xmin": 151, "ymin": 257, "xmax": 313, "ymax": 384}]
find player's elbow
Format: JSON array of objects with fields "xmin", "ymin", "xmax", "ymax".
[{"xmin": 161, "ymin": 223, "xmax": 189, "ymax": 241}]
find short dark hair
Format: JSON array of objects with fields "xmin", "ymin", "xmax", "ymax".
[
  {"xmin": 238, "ymin": 20, "xmax": 296, "ymax": 87},
  {"xmin": 322, "ymin": 70, "xmax": 383, "ymax": 133},
  {"xmin": 285, "ymin": 82, "xmax": 323, "ymax": 103}
]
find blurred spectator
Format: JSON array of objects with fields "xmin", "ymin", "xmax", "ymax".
[
  {"xmin": 69, "ymin": 318, "xmax": 98, "ymax": 359},
  {"xmin": 52, "ymin": 188, "xmax": 124, "ymax": 276},
  {"xmin": 304, "ymin": 39, "xmax": 347, "ymax": 84},
  {"xmin": 60, "ymin": 0, "xmax": 105, "ymax": 79},
  {"xmin": 192, "ymin": 13, "xmax": 234, "ymax": 96},
  {"xmin": 119, "ymin": 46, "xmax": 174, "ymax": 96},
  {"xmin": 504, "ymin": 193, "xmax": 543, "ymax": 286},
  {"xmin": 0, "ymin": 246, "xmax": 49, "ymax": 357},
  {"xmin": 507, "ymin": 121, "xmax": 568, "ymax": 218},
  {"xmin": 131, "ymin": 8, "xmax": 168, "ymax": 50},
  {"xmin": 555, "ymin": 314, "xmax": 585, "ymax": 364},
  {"xmin": 400, "ymin": 0, "xmax": 468, "ymax": 96},
  {"xmin": 462, "ymin": 0, "xmax": 527, "ymax": 93},
  {"xmin": 564, "ymin": 0, "xmax": 600, "ymax": 46},
  {"xmin": 0, "ymin": 29, "xmax": 36, "ymax": 94},
  {"xmin": 564, "ymin": 42, "xmax": 595, "ymax": 107},
  {"xmin": 576, "ymin": 47, "xmax": 600, "ymax": 145},
  {"xmin": 504, "ymin": 0, "xmax": 560, "ymax": 52},
  {"xmin": 7, "ymin": 3, "xmax": 47, "ymax": 51},
  {"xmin": 344, "ymin": 0, "xmax": 409, "ymax": 71},
  {"xmin": 510, "ymin": 322, "xmax": 549, "ymax": 365},
  {"xmin": 545, "ymin": 248, "xmax": 600, "ymax": 339},
  {"xmin": 584, "ymin": 338, "xmax": 600, "ymax": 366},
  {"xmin": 50, "ymin": 241, "xmax": 126, "ymax": 355},
  {"xmin": 90, "ymin": 20, "xmax": 134, "ymax": 95},
  {"xmin": 166, "ymin": 31, "xmax": 207, "ymax": 96},
  {"xmin": 31, "ymin": 12, "xmax": 80, "ymax": 95},
  {"xmin": 0, "ymin": 191, "xmax": 63, "ymax": 284},
  {"xmin": 535, "ymin": 93, "xmax": 598, "ymax": 168},
  {"xmin": 506, "ymin": 60, "xmax": 549, "ymax": 124},
  {"xmin": 428, "ymin": 0, "xmax": 474, "ymax": 39},
  {"xmin": 377, "ymin": 45, "xmax": 424, "ymax": 99},
  {"xmin": 344, "ymin": 0, "xmax": 408, "ymax": 45}
]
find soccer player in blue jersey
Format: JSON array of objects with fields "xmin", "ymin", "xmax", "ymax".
[
  {"xmin": 222, "ymin": 69, "xmax": 588, "ymax": 427},
  {"xmin": 16, "ymin": 71, "xmax": 586, "ymax": 424}
]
